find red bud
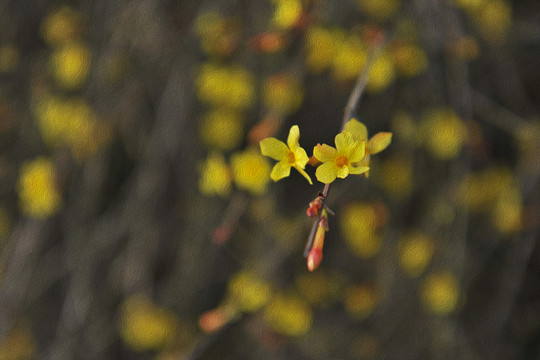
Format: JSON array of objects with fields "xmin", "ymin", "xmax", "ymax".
[{"xmin": 307, "ymin": 248, "xmax": 323, "ymax": 272}]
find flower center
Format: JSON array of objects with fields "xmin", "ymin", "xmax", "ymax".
[
  {"xmin": 287, "ymin": 151, "xmax": 296, "ymax": 164},
  {"xmin": 335, "ymin": 156, "xmax": 348, "ymax": 168}
]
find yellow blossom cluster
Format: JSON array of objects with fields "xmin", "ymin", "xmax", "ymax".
[
  {"xmin": 17, "ymin": 157, "xmax": 62, "ymax": 218},
  {"xmin": 419, "ymin": 108, "xmax": 468, "ymax": 160},
  {"xmin": 454, "ymin": 0, "xmax": 511, "ymax": 44},
  {"xmin": 259, "ymin": 120, "xmax": 391, "ymax": 186},
  {"xmin": 35, "ymin": 95, "xmax": 111, "ymax": 161},
  {"xmin": 199, "ymin": 147, "xmax": 271, "ymax": 197},
  {"xmin": 119, "ymin": 294, "xmax": 178, "ymax": 351},
  {"xmin": 41, "ymin": 6, "xmax": 91, "ymax": 90},
  {"xmin": 305, "ymin": 27, "xmax": 428, "ymax": 92},
  {"xmin": 200, "ymin": 269, "xmax": 314, "ymax": 337}
]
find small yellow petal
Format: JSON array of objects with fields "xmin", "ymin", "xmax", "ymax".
[
  {"xmin": 348, "ymin": 141, "xmax": 366, "ymax": 163},
  {"xmin": 345, "ymin": 118, "xmax": 368, "ymax": 142},
  {"xmin": 315, "ymin": 161, "xmax": 338, "ymax": 184},
  {"xmin": 349, "ymin": 165, "xmax": 370, "ymax": 175},
  {"xmin": 336, "ymin": 165, "xmax": 350, "ymax": 179},
  {"xmin": 287, "ymin": 125, "xmax": 300, "ymax": 150},
  {"xmin": 294, "ymin": 147, "xmax": 309, "ymax": 168},
  {"xmin": 335, "ymin": 131, "xmax": 355, "ymax": 154},
  {"xmin": 313, "ymin": 144, "xmax": 337, "ymax": 162},
  {"xmin": 367, "ymin": 132, "xmax": 392, "ymax": 154},
  {"xmin": 294, "ymin": 166, "xmax": 313, "ymax": 185},
  {"xmin": 270, "ymin": 161, "xmax": 292, "ymax": 182},
  {"xmin": 260, "ymin": 137, "xmax": 289, "ymax": 160}
]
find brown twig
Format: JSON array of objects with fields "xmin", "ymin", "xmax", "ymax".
[{"xmin": 303, "ymin": 44, "xmax": 381, "ymax": 257}]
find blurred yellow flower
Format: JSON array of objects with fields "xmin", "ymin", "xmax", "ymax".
[
  {"xmin": 41, "ymin": 6, "xmax": 81, "ymax": 46},
  {"xmin": 314, "ymin": 131, "xmax": 369, "ymax": 184},
  {"xmin": 398, "ymin": 232, "xmax": 434, "ymax": 277},
  {"xmin": 231, "ymin": 147, "xmax": 271, "ymax": 195},
  {"xmin": 271, "ymin": 0, "xmax": 302, "ymax": 30},
  {"xmin": 419, "ymin": 108, "xmax": 467, "ymax": 160},
  {"xmin": 196, "ymin": 63, "xmax": 254, "ymax": 110},
  {"xmin": 17, "ymin": 157, "xmax": 61, "ymax": 218},
  {"xmin": 35, "ymin": 96, "xmax": 110, "ymax": 160},
  {"xmin": 264, "ymin": 293, "xmax": 312, "ymax": 336},
  {"xmin": 262, "ymin": 74, "xmax": 304, "ymax": 114},
  {"xmin": 421, "ymin": 272, "xmax": 460, "ymax": 315},
  {"xmin": 390, "ymin": 43, "xmax": 429, "ymax": 77},
  {"xmin": 50, "ymin": 41, "xmax": 91, "ymax": 89},
  {"xmin": 227, "ymin": 270, "xmax": 272, "ymax": 313},
  {"xmin": 345, "ymin": 118, "xmax": 393, "ymax": 155},
  {"xmin": 199, "ymin": 109, "xmax": 243, "ymax": 150},
  {"xmin": 472, "ymin": 0, "xmax": 511, "ymax": 44},
  {"xmin": 342, "ymin": 118, "xmax": 392, "ymax": 178},
  {"xmin": 366, "ymin": 51, "xmax": 396, "ymax": 93},
  {"xmin": 260, "ymin": 125, "xmax": 312, "ymax": 184},
  {"xmin": 340, "ymin": 202, "xmax": 382, "ymax": 258},
  {"xmin": 305, "ymin": 26, "xmax": 343, "ymax": 73},
  {"xmin": 198, "ymin": 152, "xmax": 232, "ymax": 197},
  {"xmin": 332, "ymin": 34, "xmax": 367, "ymax": 81},
  {"xmin": 356, "ymin": 0, "xmax": 400, "ymax": 20},
  {"xmin": 119, "ymin": 294, "xmax": 177, "ymax": 351},
  {"xmin": 344, "ymin": 284, "xmax": 380, "ymax": 319}
]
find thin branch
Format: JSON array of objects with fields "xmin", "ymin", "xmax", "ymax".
[{"xmin": 303, "ymin": 44, "xmax": 381, "ymax": 257}]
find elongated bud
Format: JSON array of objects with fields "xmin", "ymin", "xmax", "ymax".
[{"xmin": 307, "ymin": 247, "xmax": 323, "ymax": 272}]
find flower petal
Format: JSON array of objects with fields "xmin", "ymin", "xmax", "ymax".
[
  {"xmin": 287, "ymin": 125, "xmax": 300, "ymax": 150},
  {"xmin": 294, "ymin": 166, "xmax": 313, "ymax": 184},
  {"xmin": 315, "ymin": 161, "xmax": 338, "ymax": 184},
  {"xmin": 294, "ymin": 146, "xmax": 310, "ymax": 167},
  {"xmin": 345, "ymin": 118, "xmax": 368, "ymax": 142},
  {"xmin": 260, "ymin": 137, "xmax": 289, "ymax": 160},
  {"xmin": 313, "ymin": 144, "xmax": 337, "ymax": 162},
  {"xmin": 336, "ymin": 165, "xmax": 350, "ymax": 179},
  {"xmin": 367, "ymin": 132, "xmax": 392, "ymax": 154},
  {"xmin": 349, "ymin": 165, "xmax": 370, "ymax": 175},
  {"xmin": 348, "ymin": 140, "xmax": 366, "ymax": 162},
  {"xmin": 270, "ymin": 161, "xmax": 291, "ymax": 182},
  {"xmin": 335, "ymin": 131, "xmax": 355, "ymax": 154}
]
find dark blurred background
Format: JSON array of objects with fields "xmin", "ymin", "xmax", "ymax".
[{"xmin": 0, "ymin": 0, "xmax": 540, "ymax": 359}]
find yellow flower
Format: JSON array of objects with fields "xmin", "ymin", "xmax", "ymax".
[
  {"xmin": 313, "ymin": 131, "xmax": 369, "ymax": 184},
  {"xmin": 271, "ymin": 0, "xmax": 302, "ymax": 30},
  {"xmin": 345, "ymin": 118, "xmax": 393, "ymax": 155},
  {"xmin": 17, "ymin": 157, "xmax": 62, "ymax": 218},
  {"xmin": 199, "ymin": 108, "xmax": 243, "ymax": 150},
  {"xmin": 231, "ymin": 147, "xmax": 271, "ymax": 195},
  {"xmin": 260, "ymin": 125, "xmax": 312, "ymax": 184},
  {"xmin": 198, "ymin": 152, "xmax": 232, "ymax": 197},
  {"xmin": 344, "ymin": 118, "xmax": 392, "ymax": 177}
]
